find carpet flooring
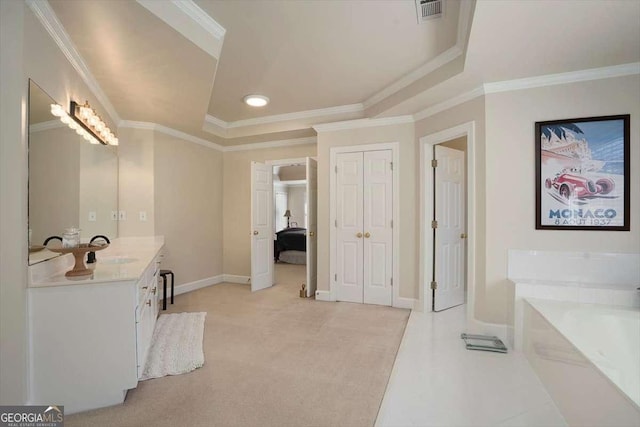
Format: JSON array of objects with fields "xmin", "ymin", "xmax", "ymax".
[{"xmin": 66, "ymin": 263, "xmax": 409, "ymax": 427}]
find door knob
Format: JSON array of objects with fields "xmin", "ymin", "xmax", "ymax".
[
  {"xmin": 253, "ymin": 230, "xmax": 259, "ymax": 235},
  {"xmin": 309, "ymin": 231, "xmax": 315, "ymax": 237},
  {"xmin": 364, "ymin": 232, "xmax": 371, "ymax": 238},
  {"xmin": 460, "ymin": 233, "xmax": 467, "ymax": 239},
  {"xmin": 356, "ymin": 232, "xmax": 363, "ymax": 238}
]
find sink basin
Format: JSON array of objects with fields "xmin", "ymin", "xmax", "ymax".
[{"xmin": 99, "ymin": 257, "xmax": 138, "ymax": 265}]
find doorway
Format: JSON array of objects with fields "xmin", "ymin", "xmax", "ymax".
[
  {"xmin": 250, "ymin": 158, "xmax": 317, "ymax": 297},
  {"xmin": 420, "ymin": 122, "xmax": 476, "ymax": 317}
]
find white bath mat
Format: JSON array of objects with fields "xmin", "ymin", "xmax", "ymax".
[{"xmin": 141, "ymin": 312, "xmax": 206, "ymax": 380}]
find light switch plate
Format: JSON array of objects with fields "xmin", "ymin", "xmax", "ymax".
[
  {"xmin": 139, "ymin": 211, "xmax": 147, "ymax": 221},
  {"xmin": 88, "ymin": 211, "xmax": 96, "ymax": 222}
]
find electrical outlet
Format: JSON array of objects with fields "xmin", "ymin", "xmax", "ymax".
[
  {"xmin": 111, "ymin": 211, "xmax": 118, "ymax": 221},
  {"xmin": 88, "ymin": 211, "xmax": 97, "ymax": 222},
  {"xmin": 139, "ymin": 211, "xmax": 147, "ymax": 221},
  {"xmin": 118, "ymin": 210, "xmax": 126, "ymax": 221}
]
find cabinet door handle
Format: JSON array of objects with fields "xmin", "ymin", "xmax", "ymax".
[
  {"xmin": 253, "ymin": 230, "xmax": 259, "ymax": 235},
  {"xmin": 152, "ymin": 287, "xmax": 157, "ymax": 295},
  {"xmin": 142, "ymin": 286, "xmax": 148, "ymax": 290},
  {"xmin": 364, "ymin": 232, "xmax": 371, "ymax": 238},
  {"xmin": 146, "ymin": 300, "xmax": 151, "ymax": 306},
  {"xmin": 356, "ymin": 232, "xmax": 363, "ymax": 238}
]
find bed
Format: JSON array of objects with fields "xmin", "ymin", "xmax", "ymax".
[{"xmin": 274, "ymin": 227, "xmax": 306, "ymax": 264}]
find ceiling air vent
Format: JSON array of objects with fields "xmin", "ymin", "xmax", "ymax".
[{"xmin": 416, "ymin": 0, "xmax": 444, "ymax": 23}]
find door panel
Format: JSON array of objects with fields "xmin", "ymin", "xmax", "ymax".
[
  {"xmin": 336, "ymin": 152, "xmax": 364, "ymax": 303},
  {"xmin": 434, "ymin": 145, "xmax": 465, "ymax": 311},
  {"xmin": 363, "ymin": 150, "xmax": 393, "ymax": 306},
  {"xmin": 306, "ymin": 157, "xmax": 318, "ymax": 297},
  {"xmin": 251, "ymin": 162, "xmax": 273, "ymax": 292}
]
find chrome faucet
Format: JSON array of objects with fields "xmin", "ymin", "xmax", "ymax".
[{"xmin": 87, "ymin": 235, "xmax": 110, "ymax": 264}]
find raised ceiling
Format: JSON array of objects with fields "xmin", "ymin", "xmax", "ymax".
[{"xmin": 39, "ymin": 0, "xmax": 640, "ymax": 147}]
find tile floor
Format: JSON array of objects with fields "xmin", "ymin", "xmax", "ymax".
[{"xmin": 376, "ymin": 305, "xmax": 567, "ymax": 427}]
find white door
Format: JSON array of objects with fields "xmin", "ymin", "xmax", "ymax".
[
  {"xmin": 363, "ymin": 150, "xmax": 393, "ymax": 306},
  {"xmin": 335, "ymin": 152, "xmax": 364, "ymax": 303},
  {"xmin": 251, "ymin": 161, "xmax": 273, "ymax": 292},
  {"xmin": 335, "ymin": 150, "xmax": 393, "ymax": 306},
  {"xmin": 433, "ymin": 145, "xmax": 466, "ymax": 311},
  {"xmin": 306, "ymin": 157, "xmax": 318, "ymax": 297}
]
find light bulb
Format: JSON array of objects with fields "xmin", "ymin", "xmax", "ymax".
[{"xmin": 50, "ymin": 104, "xmax": 65, "ymax": 117}]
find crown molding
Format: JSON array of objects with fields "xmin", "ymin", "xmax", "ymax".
[
  {"xmin": 29, "ymin": 119, "xmax": 65, "ymax": 133},
  {"xmin": 413, "ymin": 86, "xmax": 484, "ymax": 122},
  {"xmin": 26, "ymin": 0, "xmax": 121, "ymax": 123},
  {"xmin": 173, "ymin": 0, "xmax": 226, "ymax": 40},
  {"xmin": 222, "ymin": 137, "xmax": 317, "ymax": 152},
  {"xmin": 483, "ymin": 62, "xmax": 640, "ymax": 94},
  {"xmin": 136, "ymin": 0, "xmax": 225, "ymax": 59},
  {"xmin": 362, "ymin": 46, "xmax": 463, "ymax": 110},
  {"xmin": 120, "ymin": 120, "xmax": 316, "ymax": 152},
  {"xmin": 119, "ymin": 120, "xmax": 225, "ymax": 151},
  {"xmin": 313, "ymin": 115, "xmax": 414, "ymax": 133},
  {"xmin": 205, "ymin": 103, "xmax": 364, "ymax": 131}
]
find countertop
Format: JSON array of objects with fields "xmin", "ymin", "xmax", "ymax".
[{"xmin": 28, "ymin": 236, "xmax": 165, "ymax": 288}]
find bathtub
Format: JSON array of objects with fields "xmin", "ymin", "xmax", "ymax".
[{"xmin": 524, "ymin": 298, "xmax": 640, "ymax": 426}]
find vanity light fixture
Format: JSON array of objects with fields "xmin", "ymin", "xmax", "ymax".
[
  {"xmin": 50, "ymin": 101, "xmax": 118, "ymax": 146},
  {"xmin": 243, "ymin": 94, "xmax": 269, "ymax": 107}
]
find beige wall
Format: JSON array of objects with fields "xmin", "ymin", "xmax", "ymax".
[
  {"xmin": 117, "ymin": 127, "xmax": 155, "ymax": 237},
  {"xmin": 222, "ymin": 144, "xmax": 317, "ymax": 276},
  {"xmin": 484, "ymin": 75, "xmax": 640, "ymax": 324},
  {"xmin": 154, "ymin": 131, "xmax": 224, "ymax": 284},
  {"xmin": 286, "ymin": 185, "xmax": 306, "ymax": 227},
  {"xmin": 1, "ymin": 0, "xmax": 27, "ymax": 404},
  {"xmin": 79, "ymin": 143, "xmax": 118, "ymax": 240},
  {"xmin": 316, "ymin": 122, "xmax": 417, "ymax": 299},
  {"xmin": 415, "ymin": 96, "xmax": 487, "ymax": 318},
  {"xmin": 28, "ymin": 127, "xmax": 80, "ymax": 245}
]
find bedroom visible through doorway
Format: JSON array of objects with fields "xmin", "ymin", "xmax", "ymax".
[
  {"xmin": 273, "ymin": 162, "xmax": 308, "ymax": 293},
  {"xmin": 250, "ymin": 157, "xmax": 318, "ymax": 297}
]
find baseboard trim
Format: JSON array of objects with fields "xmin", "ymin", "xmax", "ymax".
[
  {"xmin": 160, "ymin": 274, "xmax": 223, "ymax": 300},
  {"xmin": 466, "ymin": 318, "xmax": 509, "ymax": 348},
  {"xmin": 394, "ymin": 297, "xmax": 417, "ymax": 310},
  {"xmin": 223, "ymin": 274, "xmax": 250, "ymax": 284},
  {"xmin": 314, "ymin": 290, "xmax": 334, "ymax": 302}
]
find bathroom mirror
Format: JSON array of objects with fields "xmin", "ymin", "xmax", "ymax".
[{"xmin": 28, "ymin": 80, "xmax": 118, "ymax": 265}]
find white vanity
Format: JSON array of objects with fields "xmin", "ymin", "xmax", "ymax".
[{"xmin": 28, "ymin": 236, "xmax": 165, "ymax": 414}]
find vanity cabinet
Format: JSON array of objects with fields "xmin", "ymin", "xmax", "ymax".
[
  {"xmin": 27, "ymin": 237, "xmax": 164, "ymax": 414},
  {"xmin": 135, "ymin": 255, "xmax": 161, "ymax": 378}
]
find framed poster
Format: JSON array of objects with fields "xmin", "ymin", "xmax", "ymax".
[{"xmin": 535, "ymin": 115, "xmax": 630, "ymax": 231}]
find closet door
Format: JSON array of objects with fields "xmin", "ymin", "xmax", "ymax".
[
  {"xmin": 335, "ymin": 152, "xmax": 364, "ymax": 303},
  {"xmin": 363, "ymin": 150, "xmax": 393, "ymax": 306},
  {"xmin": 335, "ymin": 150, "xmax": 393, "ymax": 306}
]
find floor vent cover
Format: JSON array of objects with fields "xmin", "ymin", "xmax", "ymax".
[{"xmin": 416, "ymin": 0, "xmax": 443, "ymax": 22}]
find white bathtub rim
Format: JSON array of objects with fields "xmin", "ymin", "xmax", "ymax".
[{"xmin": 525, "ymin": 298, "xmax": 640, "ymax": 410}]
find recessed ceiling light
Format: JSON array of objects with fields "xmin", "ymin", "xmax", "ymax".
[{"xmin": 243, "ymin": 94, "xmax": 269, "ymax": 107}]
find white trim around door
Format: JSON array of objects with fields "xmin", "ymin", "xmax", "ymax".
[
  {"xmin": 419, "ymin": 122, "xmax": 476, "ymax": 321},
  {"xmin": 329, "ymin": 142, "xmax": 400, "ymax": 308}
]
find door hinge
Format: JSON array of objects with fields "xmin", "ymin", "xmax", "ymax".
[
  {"xmin": 335, "ymin": 165, "xmax": 338, "ymax": 173},
  {"xmin": 432, "ymin": 159, "xmax": 438, "ymax": 168},
  {"xmin": 335, "ymin": 219, "xmax": 338, "ymax": 227},
  {"xmin": 430, "ymin": 281, "xmax": 438, "ymax": 290},
  {"xmin": 431, "ymin": 220, "xmax": 438, "ymax": 229},
  {"xmin": 390, "ymin": 277, "xmax": 393, "ymax": 287},
  {"xmin": 391, "ymin": 219, "xmax": 393, "ymax": 228},
  {"xmin": 390, "ymin": 161, "xmax": 393, "ymax": 171},
  {"xmin": 334, "ymin": 273, "xmax": 337, "ymax": 281}
]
